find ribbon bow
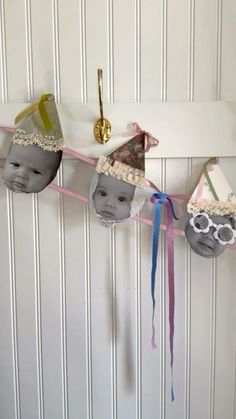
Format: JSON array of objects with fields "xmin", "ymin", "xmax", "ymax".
[
  {"xmin": 150, "ymin": 192, "xmax": 178, "ymax": 402},
  {"xmin": 123, "ymin": 122, "xmax": 159, "ymax": 152}
]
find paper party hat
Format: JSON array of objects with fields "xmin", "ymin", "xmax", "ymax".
[
  {"xmin": 12, "ymin": 93, "xmax": 64, "ymax": 152},
  {"xmin": 187, "ymin": 160, "xmax": 236, "ymax": 216},
  {"xmin": 96, "ymin": 133, "xmax": 147, "ymax": 188}
]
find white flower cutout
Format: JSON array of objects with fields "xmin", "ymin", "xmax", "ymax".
[
  {"xmin": 189, "ymin": 212, "xmax": 213, "ymax": 233},
  {"xmin": 213, "ymin": 223, "xmax": 236, "ymax": 246}
]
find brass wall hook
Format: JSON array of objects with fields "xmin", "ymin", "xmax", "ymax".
[{"xmin": 94, "ymin": 69, "xmax": 112, "ymax": 144}]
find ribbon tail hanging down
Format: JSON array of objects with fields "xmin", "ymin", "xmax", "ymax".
[
  {"xmin": 165, "ymin": 200, "xmax": 175, "ymax": 402},
  {"xmin": 151, "ymin": 197, "xmax": 165, "ymax": 348},
  {"xmin": 150, "ymin": 192, "xmax": 178, "ymax": 402}
]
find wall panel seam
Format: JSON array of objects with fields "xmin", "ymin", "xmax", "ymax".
[
  {"xmin": 107, "ymin": 0, "xmax": 114, "ymax": 102},
  {"xmin": 80, "ymin": 0, "xmax": 87, "ymax": 102},
  {"xmin": 58, "ymin": 163, "xmax": 69, "ymax": 419},
  {"xmin": 188, "ymin": 0, "xmax": 195, "ymax": 101},
  {"xmin": 110, "ymin": 228, "xmax": 117, "ymax": 419},
  {"xmin": 160, "ymin": 159, "xmax": 166, "ymax": 418},
  {"xmin": 0, "ymin": 0, "xmax": 8, "ymax": 102},
  {"xmin": 32, "ymin": 194, "xmax": 44, "ymax": 419},
  {"xmin": 7, "ymin": 190, "xmax": 21, "ymax": 419},
  {"xmin": 184, "ymin": 158, "xmax": 192, "ymax": 419},
  {"xmin": 84, "ymin": 205, "xmax": 93, "ymax": 419},
  {"xmin": 216, "ymin": 0, "xmax": 222, "ymax": 100},
  {"xmin": 135, "ymin": 0, "xmax": 141, "ymax": 102},
  {"xmin": 24, "ymin": 0, "xmax": 34, "ymax": 100},
  {"xmin": 209, "ymin": 260, "xmax": 216, "ymax": 419},
  {"xmin": 233, "ymin": 346, "xmax": 236, "ymax": 419},
  {"xmin": 135, "ymin": 221, "xmax": 142, "ymax": 419},
  {"xmin": 52, "ymin": 0, "xmax": 61, "ymax": 101},
  {"xmin": 161, "ymin": 0, "xmax": 167, "ymax": 102}
]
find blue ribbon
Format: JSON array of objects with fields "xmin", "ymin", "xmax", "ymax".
[
  {"xmin": 151, "ymin": 192, "xmax": 178, "ymax": 401},
  {"xmin": 151, "ymin": 193, "xmax": 168, "ymax": 330},
  {"xmin": 151, "ymin": 193, "xmax": 178, "ymax": 318}
]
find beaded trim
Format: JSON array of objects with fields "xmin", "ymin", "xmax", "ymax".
[
  {"xmin": 12, "ymin": 128, "xmax": 64, "ymax": 152},
  {"xmin": 96, "ymin": 155, "xmax": 145, "ymax": 187},
  {"xmin": 188, "ymin": 198, "xmax": 236, "ymax": 216}
]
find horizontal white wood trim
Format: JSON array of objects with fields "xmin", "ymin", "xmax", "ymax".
[{"xmin": 0, "ymin": 102, "xmax": 236, "ymax": 158}]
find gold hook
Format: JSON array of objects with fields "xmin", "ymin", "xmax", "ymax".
[{"xmin": 94, "ymin": 68, "xmax": 112, "ymax": 144}]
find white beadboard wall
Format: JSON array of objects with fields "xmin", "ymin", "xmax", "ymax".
[{"xmin": 0, "ymin": 1, "xmax": 236, "ymax": 419}]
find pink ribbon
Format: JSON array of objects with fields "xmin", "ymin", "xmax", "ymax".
[
  {"xmin": 0, "ymin": 123, "xmax": 236, "ymax": 251},
  {"xmin": 0, "ymin": 125, "xmax": 16, "ymax": 132},
  {"xmin": 123, "ymin": 122, "xmax": 159, "ymax": 152}
]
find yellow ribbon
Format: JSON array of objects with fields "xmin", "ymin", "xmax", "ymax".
[{"xmin": 14, "ymin": 93, "xmax": 53, "ymax": 131}]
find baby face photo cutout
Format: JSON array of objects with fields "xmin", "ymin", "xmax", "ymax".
[
  {"xmin": 3, "ymin": 93, "xmax": 64, "ymax": 193},
  {"xmin": 185, "ymin": 161, "xmax": 236, "ymax": 258},
  {"xmin": 89, "ymin": 133, "xmax": 149, "ymax": 227}
]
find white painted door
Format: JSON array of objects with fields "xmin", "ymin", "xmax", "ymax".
[{"xmin": 0, "ymin": 1, "xmax": 235, "ymax": 419}]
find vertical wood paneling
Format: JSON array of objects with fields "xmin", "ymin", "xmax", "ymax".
[
  {"xmin": 184, "ymin": 158, "xmax": 192, "ymax": 419},
  {"xmin": 58, "ymin": 0, "xmax": 83, "ymax": 102},
  {"xmin": 135, "ymin": 8, "xmax": 141, "ymax": 418},
  {"xmin": 115, "ymin": 221, "xmax": 137, "ymax": 419},
  {"xmin": 0, "ymin": 2, "xmax": 236, "ymax": 419},
  {"xmin": 160, "ymin": 159, "xmax": 166, "ymax": 419},
  {"xmin": 0, "ymin": 175, "xmax": 15, "ymax": 419},
  {"xmin": 37, "ymin": 186, "xmax": 64, "ymax": 419},
  {"xmin": 11, "ymin": 192, "xmax": 41, "ymax": 419},
  {"xmin": 107, "ymin": 0, "xmax": 114, "ymax": 102},
  {"xmin": 25, "ymin": 0, "xmax": 34, "ymax": 100},
  {"xmin": 140, "ymin": 158, "xmax": 162, "ymax": 418},
  {"xmin": 166, "ymin": 0, "xmax": 189, "ymax": 101},
  {"xmin": 135, "ymin": 0, "xmax": 141, "ymax": 103},
  {"xmin": 110, "ymin": 227, "xmax": 117, "ymax": 419},
  {"xmin": 58, "ymin": 164, "xmax": 69, "ymax": 419},
  {"xmin": 0, "ymin": 0, "xmax": 8, "ymax": 102},
  {"xmin": 135, "ymin": 221, "xmax": 142, "ymax": 419},
  {"xmin": 214, "ymin": 249, "xmax": 236, "ymax": 419},
  {"xmin": 84, "ymin": 204, "xmax": 93, "ymax": 419},
  {"xmin": 140, "ymin": 0, "xmax": 162, "ymax": 101},
  {"xmin": 52, "ymin": 0, "xmax": 61, "ymax": 102},
  {"xmin": 216, "ymin": 0, "xmax": 222, "ymax": 100},
  {"xmin": 234, "ymin": 348, "xmax": 236, "ymax": 419},
  {"xmin": 161, "ymin": 0, "xmax": 167, "ymax": 102},
  {"xmin": 193, "ymin": 0, "xmax": 218, "ymax": 100},
  {"xmin": 214, "ymin": 157, "xmax": 236, "ymax": 419},
  {"xmin": 63, "ymin": 159, "xmax": 87, "ymax": 419},
  {"xmin": 188, "ymin": 0, "xmax": 195, "ymax": 101},
  {"xmin": 188, "ymin": 160, "xmax": 212, "ymax": 419},
  {"xmin": 209, "ymin": 259, "xmax": 216, "ymax": 419},
  {"xmin": 4, "ymin": 1, "xmax": 27, "ymax": 101},
  {"xmin": 221, "ymin": 0, "xmax": 236, "ymax": 99},
  {"xmin": 165, "ymin": 158, "xmax": 189, "ymax": 419},
  {"xmin": 30, "ymin": 1, "xmax": 54, "ymax": 96},
  {"xmin": 88, "ymin": 164, "xmax": 113, "ymax": 419},
  {"xmin": 32, "ymin": 194, "xmax": 44, "ymax": 419},
  {"xmin": 113, "ymin": 0, "xmax": 136, "ymax": 101},
  {"xmin": 86, "ymin": 0, "xmax": 109, "ymax": 102},
  {"xmin": 80, "ymin": 0, "xmax": 88, "ymax": 102},
  {"xmin": 89, "ymin": 218, "xmax": 111, "ymax": 419},
  {"xmin": 7, "ymin": 191, "xmax": 21, "ymax": 419}
]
